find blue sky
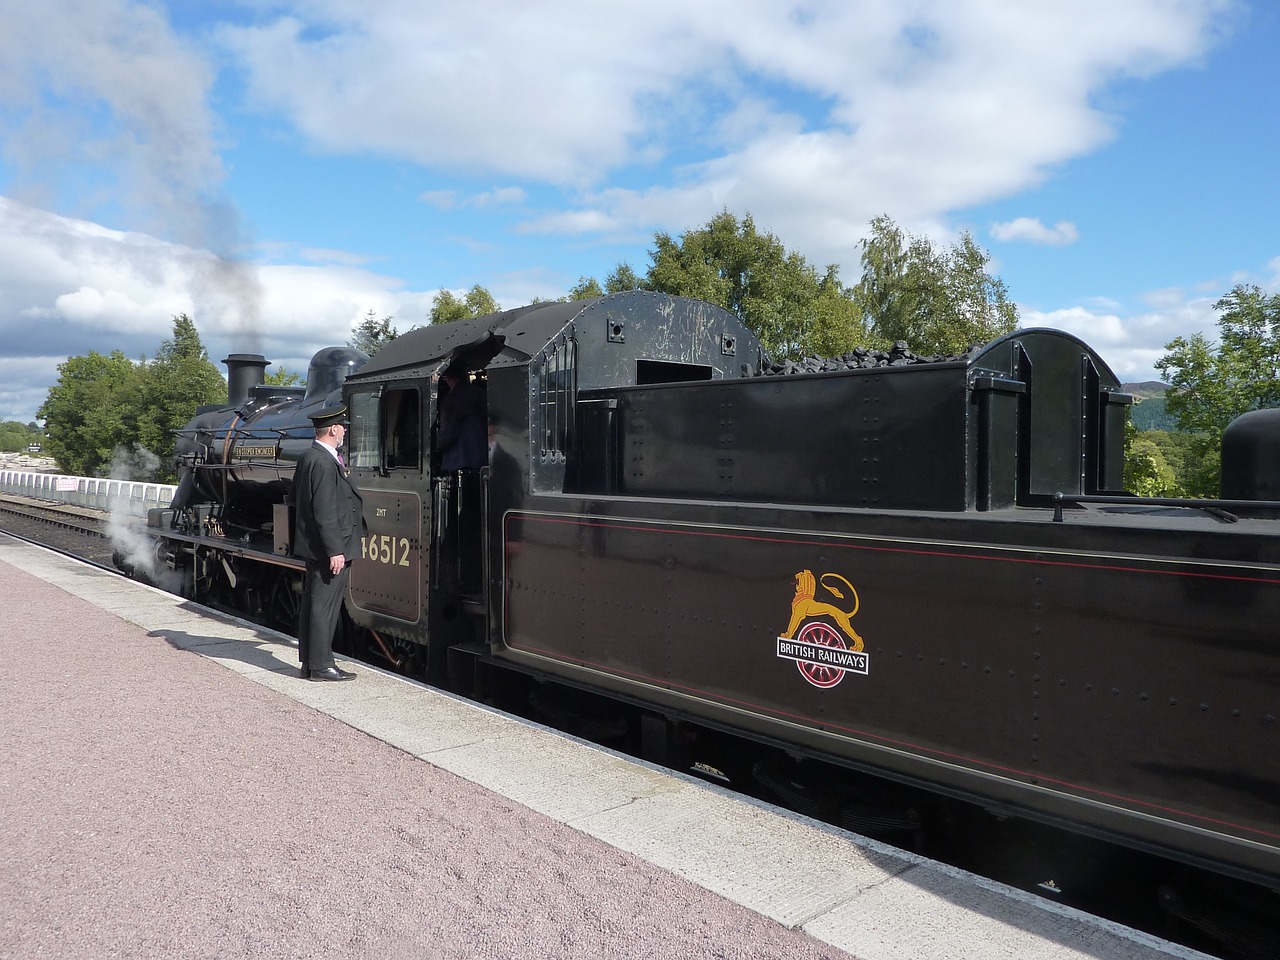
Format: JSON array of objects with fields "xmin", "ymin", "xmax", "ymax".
[{"xmin": 1, "ymin": 0, "xmax": 1277, "ymax": 425}]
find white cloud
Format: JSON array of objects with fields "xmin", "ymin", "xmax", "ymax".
[
  {"xmin": 215, "ymin": 0, "xmax": 1230, "ymax": 262},
  {"xmin": 991, "ymin": 217, "xmax": 1080, "ymax": 246},
  {"xmin": 0, "ymin": 198, "xmax": 442, "ymax": 421},
  {"xmin": 0, "ymin": 356, "xmax": 63, "ymax": 426},
  {"xmin": 0, "ymin": 0, "xmax": 225, "ymax": 248},
  {"xmin": 1024, "ymin": 305, "xmax": 1129, "ymax": 346},
  {"xmin": 472, "ymin": 187, "xmax": 527, "ymax": 208},
  {"xmin": 420, "ymin": 186, "xmax": 528, "ymax": 211},
  {"xmin": 1021, "ymin": 289, "xmax": 1220, "ymax": 382},
  {"xmin": 419, "ymin": 190, "xmax": 459, "ymax": 210}
]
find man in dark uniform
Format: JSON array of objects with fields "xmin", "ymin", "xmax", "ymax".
[
  {"xmin": 293, "ymin": 400, "xmax": 363, "ymax": 681},
  {"xmin": 436, "ymin": 362, "xmax": 487, "ymax": 471}
]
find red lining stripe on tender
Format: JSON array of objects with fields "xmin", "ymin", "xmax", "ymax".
[{"xmin": 517, "ymin": 513, "xmax": 1280, "ymax": 584}]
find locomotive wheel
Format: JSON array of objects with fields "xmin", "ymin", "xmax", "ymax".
[{"xmin": 268, "ymin": 571, "xmax": 302, "ymax": 635}]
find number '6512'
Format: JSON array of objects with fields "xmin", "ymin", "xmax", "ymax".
[{"xmin": 361, "ymin": 534, "xmax": 411, "ymax": 567}]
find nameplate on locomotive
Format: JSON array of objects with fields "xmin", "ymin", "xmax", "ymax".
[{"xmin": 233, "ymin": 444, "xmax": 277, "ymax": 458}]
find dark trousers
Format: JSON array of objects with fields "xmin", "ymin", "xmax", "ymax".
[{"xmin": 298, "ymin": 561, "xmax": 350, "ymax": 670}]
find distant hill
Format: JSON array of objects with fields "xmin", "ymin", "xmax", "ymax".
[
  {"xmin": 1122, "ymin": 383, "xmax": 1178, "ymax": 432},
  {"xmin": 1122, "ymin": 381, "xmax": 1170, "ymax": 400}
]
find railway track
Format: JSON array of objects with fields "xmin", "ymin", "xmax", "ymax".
[
  {"xmin": 0, "ymin": 496, "xmax": 118, "ymax": 568},
  {"xmin": 2, "ymin": 495, "xmax": 1274, "ymax": 960}
]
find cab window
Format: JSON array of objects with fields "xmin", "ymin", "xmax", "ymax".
[
  {"xmin": 384, "ymin": 387, "xmax": 421, "ymax": 470},
  {"xmin": 348, "ymin": 391, "xmax": 380, "ymax": 470}
]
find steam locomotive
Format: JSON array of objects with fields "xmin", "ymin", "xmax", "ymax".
[{"xmin": 133, "ymin": 291, "xmax": 1278, "ymax": 936}]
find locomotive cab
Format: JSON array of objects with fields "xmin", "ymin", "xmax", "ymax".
[
  {"xmin": 340, "ymin": 292, "xmax": 761, "ymax": 673},
  {"xmin": 341, "ymin": 335, "xmax": 504, "ymax": 668}
]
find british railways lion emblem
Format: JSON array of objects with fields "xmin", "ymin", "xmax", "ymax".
[{"xmin": 776, "ymin": 569, "xmax": 869, "ymax": 689}]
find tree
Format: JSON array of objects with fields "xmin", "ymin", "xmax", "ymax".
[
  {"xmin": 1158, "ymin": 284, "xmax": 1280, "ymax": 438},
  {"xmin": 37, "ymin": 315, "xmax": 226, "ymax": 481},
  {"xmin": 853, "ymin": 215, "xmax": 1018, "ymax": 355},
  {"xmin": 431, "ymin": 284, "xmax": 500, "ymax": 324},
  {"xmin": 581, "ymin": 211, "xmax": 1015, "ymax": 361},
  {"xmin": 1156, "ymin": 284, "xmax": 1280, "ymax": 497},
  {"xmin": 1123, "ymin": 421, "xmax": 1180, "ymax": 497},
  {"xmin": 264, "ymin": 366, "xmax": 301, "ymax": 386},
  {"xmin": 565, "ymin": 263, "xmax": 642, "ymax": 301},
  {"xmin": 430, "ymin": 290, "xmax": 468, "ymax": 324},
  {"xmin": 36, "ymin": 351, "xmax": 137, "ymax": 476},
  {"xmin": 464, "ymin": 284, "xmax": 499, "ymax": 317},
  {"xmin": 0, "ymin": 420, "xmax": 44, "ymax": 453},
  {"xmin": 606, "ymin": 263, "xmax": 641, "ymax": 293},
  {"xmin": 808, "ymin": 265, "xmax": 870, "ymax": 358},
  {"xmin": 128, "ymin": 314, "xmax": 227, "ymax": 481},
  {"xmin": 643, "ymin": 210, "xmax": 871, "ymax": 359},
  {"xmin": 567, "ymin": 276, "xmax": 605, "ymax": 301},
  {"xmin": 1144, "ymin": 430, "xmax": 1200, "ymax": 496},
  {"xmin": 350, "ymin": 310, "xmax": 399, "ymax": 356}
]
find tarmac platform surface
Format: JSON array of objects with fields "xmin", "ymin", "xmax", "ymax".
[{"xmin": 0, "ymin": 534, "xmax": 1211, "ymax": 959}]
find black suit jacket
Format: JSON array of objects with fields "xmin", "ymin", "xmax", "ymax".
[{"xmin": 293, "ymin": 442, "xmax": 364, "ymax": 562}]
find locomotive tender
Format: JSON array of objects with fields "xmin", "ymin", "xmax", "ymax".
[{"xmin": 140, "ymin": 291, "xmax": 1278, "ymax": 900}]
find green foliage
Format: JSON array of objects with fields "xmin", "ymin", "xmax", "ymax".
[
  {"xmin": 431, "ymin": 285, "xmax": 501, "ymax": 324},
  {"xmin": 605, "ymin": 263, "xmax": 641, "ymax": 293},
  {"xmin": 36, "ymin": 315, "xmax": 226, "ymax": 481},
  {"xmin": 264, "ymin": 366, "xmax": 301, "ymax": 386},
  {"xmin": 854, "ymin": 215, "xmax": 1018, "ymax": 354},
  {"xmin": 573, "ymin": 211, "xmax": 1014, "ymax": 361},
  {"xmin": 465, "ymin": 285, "xmax": 499, "ymax": 317},
  {"xmin": 0, "ymin": 420, "xmax": 44, "ymax": 453},
  {"xmin": 430, "ymin": 291, "xmax": 467, "ymax": 323},
  {"xmin": 1156, "ymin": 284, "xmax": 1280, "ymax": 497},
  {"xmin": 349, "ymin": 310, "xmax": 400, "ymax": 356},
  {"xmin": 564, "ymin": 264, "xmax": 641, "ymax": 303},
  {"xmin": 567, "ymin": 277, "xmax": 605, "ymax": 301},
  {"xmin": 808, "ymin": 265, "xmax": 868, "ymax": 358},
  {"xmin": 1181, "ymin": 435, "xmax": 1222, "ymax": 499},
  {"xmin": 127, "ymin": 315, "xmax": 227, "ymax": 481},
  {"xmin": 1131, "ymin": 429, "xmax": 1218, "ymax": 498},
  {"xmin": 1123, "ymin": 421, "xmax": 1180, "ymax": 497},
  {"xmin": 640, "ymin": 210, "xmax": 873, "ymax": 359},
  {"xmin": 649, "ymin": 212, "xmax": 822, "ymax": 357},
  {"xmin": 1158, "ymin": 285, "xmax": 1280, "ymax": 438},
  {"xmin": 36, "ymin": 351, "xmax": 137, "ymax": 476}
]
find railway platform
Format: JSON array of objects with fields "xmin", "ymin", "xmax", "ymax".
[{"xmin": 0, "ymin": 533, "xmax": 1211, "ymax": 960}]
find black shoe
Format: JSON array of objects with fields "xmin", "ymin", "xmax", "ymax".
[
  {"xmin": 300, "ymin": 667, "xmax": 310, "ymax": 679},
  {"xmin": 308, "ymin": 666, "xmax": 356, "ymax": 682}
]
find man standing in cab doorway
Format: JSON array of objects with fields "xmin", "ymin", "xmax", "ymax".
[{"xmin": 293, "ymin": 399, "xmax": 364, "ymax": 681}]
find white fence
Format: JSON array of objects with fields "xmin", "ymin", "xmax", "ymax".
[{"xmin": 0, "ymin": 470, "xmax": 177, "ymax": 513}]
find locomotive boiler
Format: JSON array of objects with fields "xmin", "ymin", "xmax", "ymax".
[
  {"xmin": 169, "ymin": 346, "xmax": 368, "ymax": 527},
  {"xmin": 136, "ymin": 291, "xmax": 1279, "ymax": 937}
]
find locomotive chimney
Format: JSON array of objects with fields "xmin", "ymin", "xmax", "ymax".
[{"xmin": 223, "ymin": 353, "xmax": 270, "ymax": 408}]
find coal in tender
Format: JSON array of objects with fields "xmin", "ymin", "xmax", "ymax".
[{"xmin": 756, "ymin": 341, "xmax": 978, "ymax": 377}]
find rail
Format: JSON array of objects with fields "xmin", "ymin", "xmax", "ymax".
[{"xmin": 0, "ymin": 470, "xmax": 176, "ymax": 514}]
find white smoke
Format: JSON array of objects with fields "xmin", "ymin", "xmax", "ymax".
[
  {"xmin": 105, "ymin": 443, "xmax": 182, "ymax": 592},
  {"xmin": 0, "ymin": 1, "xmax": 265, "ymax": 344}
]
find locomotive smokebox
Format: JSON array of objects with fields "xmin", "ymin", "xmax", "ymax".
[
  {"xmin": 1220, "ymin": 407, "xmax": 1280, "ymax": 502},
  {"xmin": 223, "ymin": 353, "xmax": 270, "ymax": 408}
]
